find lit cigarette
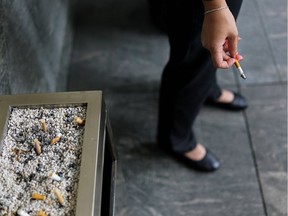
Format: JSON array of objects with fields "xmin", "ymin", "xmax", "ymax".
[{"xmin": 234, "ymin": 60, "xmax": 246, "ymax": 79}]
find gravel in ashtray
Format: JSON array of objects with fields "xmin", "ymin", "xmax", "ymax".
[{"xmin": 0, "ymin": 106, "xmax": 87, "ymax": 216}]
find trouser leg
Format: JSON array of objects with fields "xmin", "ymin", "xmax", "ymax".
[
  {"xmin": 157, "ymin": 0, "xmax": 212, "ymax": 153},
  {"xmin": 157, "ymin": 0, "xmax": 243, "ymax": 153}
]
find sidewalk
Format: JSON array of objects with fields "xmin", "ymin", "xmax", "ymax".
[{"xmin": 68, "ymin": 0, "xmax": 287, "ymax": 215}]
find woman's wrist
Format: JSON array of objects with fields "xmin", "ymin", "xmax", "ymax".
[
  {"xmin": 202, "ymin": 0, "xmax": 227, "ymax": 11},
  {"xmin": 204, "ymin": 5, "xmax": 228, "ymax": 15}
]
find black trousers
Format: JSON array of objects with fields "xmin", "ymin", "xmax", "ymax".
[{"xmin": 157, "ymin": 0, "xmax": 243, "ymax": 153}]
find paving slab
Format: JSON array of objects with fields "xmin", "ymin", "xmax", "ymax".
[
  {"xmin": 255, "ymin": 0, "xmax": 287, "ymax": 82},
  {"xmin": 68, "ymin": 26, "xmax": 167, "ymax": 91},
  {"xmin": 216, "ymin": 68, "xmax": 237, "ymax": 87},
  {"xmin": 241, "ymin": 84, "xmax": 287, "ymax": 216},
  {"xmin": 104, "ymin": 86, "xmax": 265, "ymax": 216},
  {"xmin": 236, "ymin": 0, "xmax": 281, "ymax": 85}
]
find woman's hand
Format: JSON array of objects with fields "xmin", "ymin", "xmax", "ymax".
[{"xmin": 201, "ymin": 4, "xmax": 240, "ymax": 69}]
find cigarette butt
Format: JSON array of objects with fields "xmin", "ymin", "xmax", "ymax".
[
  {"xmin": 37, "ymin": 210, "xmax": 47, "ymax": 216},
  {"xmin": 32, "ymin": 193, "xmax": 45, "ymax": 200},
  {"xmin": 74, "ymin": 116, "xmax": 85, "ymax": 126},
  {"xmin": 39, "ymin": 119, "xmax": 48, "ymax": 132},
  {"xmin": 50, "ymin": 136, "xmax": 60, "ymax": 144},
  {"xmin": 50, "ymin": 133, "xmax": 62, "ymax": 144},
  {"xmin": 12, "ymin": 148, "xmax": 20, "ymax": 155},
  {"xmin": 49, "ymin": 172, "xmax": 62, "ymax": 181},
  {"xmin": 17, "ymin": 209, "xmax": 30, "ymax": 216},
  {"xmin": 54, "ymin": 188, "xmax": 65, "ymax": 205},
  {"xmin": 33, "ymin": 139, "xmax": 42, "ymax": 155}
]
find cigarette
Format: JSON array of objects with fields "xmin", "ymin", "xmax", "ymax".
[
  {"xmin": 33, "ymin": 139, "xmax": 42, "ymax": 155},
  {"xmin": 74, "ymin": 116, "xmax": 85, "ymax": 126},
  {"xmin": 37, "ymin": 210, "xmax": 47, "ymax": 216},
  {"xmin": 32, "ymin": 193, "xmax": 46, "ymax": 200},
  {"xmin": 39, "ymin": 119, "xmax": 48, "ymax": 132},
  {"xmin": 49, "ymin": 172, "xmax": 62, "ymax": 181},
  {"xmin": 17, "ymin": 209, "xmax": 31, "ymax": 216},
  {"xmin": 54, "ymin": 188, "xmax": 65, "ymax": 205},
  {"xmin": 234, "ymin": 60, "xmax": 246, "ymax": 79},
  {"xmin": 50, "ymin": 133, "xmax": 62, "ymax": 145}
]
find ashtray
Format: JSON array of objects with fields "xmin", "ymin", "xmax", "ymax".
[{"xmin": 0, "ymin": 91, "xmax": 117, "ymax": 216}]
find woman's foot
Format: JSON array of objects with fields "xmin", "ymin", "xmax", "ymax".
[
  {"xmin": 184, "ymin": 143, "xmax": 206, "ymax": 161},
  {"xmin": 217, "ymin": 89, "xmax": 234, "ymax": 103},
  {"xmin": 206, "ymin": 89, "xmax": 248, "ymax": 111},
  {"xmin": 174, "ymin": 144, "xmax": 220, "ymax": 172}
]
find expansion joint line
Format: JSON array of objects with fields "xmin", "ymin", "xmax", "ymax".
[{"xmin": 235, "ymin": 79, "xmax": 268, "ymax": 216}]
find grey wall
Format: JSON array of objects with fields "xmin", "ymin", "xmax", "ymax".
[{"xmin": 0, "ymin": 0, "xmax": 72, "ymax": 94}]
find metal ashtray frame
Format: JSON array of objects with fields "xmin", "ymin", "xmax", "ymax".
[{"xmin": 0, "ymin": 91, "xmax": 117, "ymax": 216}]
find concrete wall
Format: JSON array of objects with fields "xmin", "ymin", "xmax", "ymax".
[{"xmin": 0, "ymin": 0, "xmax": 72, "ymax": 94}]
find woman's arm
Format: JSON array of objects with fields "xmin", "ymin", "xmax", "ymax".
[{"xmin": 201, "ymin": 0, "xmax": 240, "ymax": 69}]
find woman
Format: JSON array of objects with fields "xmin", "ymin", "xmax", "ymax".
[{"xmin": 157, "ymin": 0, "xmax": 247, "ymax": 171}]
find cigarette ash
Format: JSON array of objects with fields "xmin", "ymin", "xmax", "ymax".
[{"xmin": 0, "ymin": 106, "xmax": 87, "ymax": 216}]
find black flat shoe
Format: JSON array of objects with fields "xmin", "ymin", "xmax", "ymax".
[
  {"xmin": 205, "ymin": 91, "xmax": 248, "ymax": 111},
  {"xmin": 172, "ymin": 149, "xmax": 221, "ymax": 172},
  {"xmin": 158, "ymin": 144, "xmax": 221, "ymax": 172}
]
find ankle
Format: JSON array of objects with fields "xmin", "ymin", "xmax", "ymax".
[
  {"xmin": 184, "ymin": 144, "xmax": 206, "ymax": 161},
  {"xmin": 217, "ymin": 89, "xmax": 234, "ymax": 103}
]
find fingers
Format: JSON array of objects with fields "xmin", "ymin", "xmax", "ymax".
[
  {"xmin": 235, "ymin": 53, "xmax": 243, "ymax": 61},
  {"xmin": 211, "ymin": 49, "xmax": 235, "ymax": 69},
  {"xmin": 217, "ymin": 37, "xmax": 243, "ymax": 68},
  {"xmin": 223, "ymin": 36, "xmax": 241, "ymax": 51},
  {"xmin": 210, "ymin": 42, "xmax": 239, "ymax": 69},
  {"xmin": 210, "ymin": 36, "xmax": 242, "ymax": 69},
  {"xmin": 227, "ymin": 35, "xmax": 238, "ymax": 58},
  {"xmin": 210, "ymin": 47, "xmax": 226, "ymax": 68}
]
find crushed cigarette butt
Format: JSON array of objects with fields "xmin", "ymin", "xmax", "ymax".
[
  {"xmin": 33, "ymin": 139, "xmax": 42, "ymax": 155},
  {"xmin": 17, "ymin": 209, "xmax": 30, "ymax": 216},
  {"xmin": 50, "ymin": 133, "xmax": 62, "ymax": 145},
  {"xmin": 74, "ymin": 116, "xmax": 85, "ymax": 126},
  {"xmin": 32, "ymin": 193, "xmax": 45, "ymax": 200},
  {"xmin": 49, "ymin": 172, "xmax": 62, "ymax": 181},
  {"xmin": 36, "ymin": 210, "xmax": 47, "ymax": 216},
  {"xmin": 54, "ymin": 188, "xmax": 65, "ymax": 205},
  {"xmin": 39, "ymin": 119, "xmax": 48, "ymax": 132}
]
